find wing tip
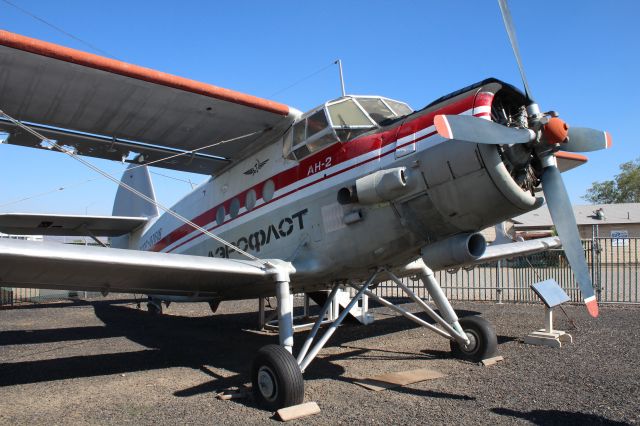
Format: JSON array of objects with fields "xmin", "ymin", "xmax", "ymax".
[
  {"xmin": 434, "ymin": 115, "xmax": 452, "ymax": 139},
  {"xmin": 585, "ymin": 296, "xmax": 599, "ymax": 318}
]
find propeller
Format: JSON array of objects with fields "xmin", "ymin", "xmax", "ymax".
[
  {"xmin": 433, "ymin": 0, "xmax": 614, "ymax": 317},
  {"xmin": 434, "ymin": 115, "xmax": 535, "ymax": 145},
  {"xmin": 541, "ymin": 165, "xmax": 599, "ymax": 317},
  {"xmin": 497, "ymin": 0, "xmax": 533, "ymax": 103}
]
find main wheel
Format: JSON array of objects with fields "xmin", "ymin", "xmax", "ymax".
[
  {"xmin": 147, "ymin": 300, "xmax": 162, "ymax": 315},
  {"xmin": 450, "ymin": 316, "xmax": 497, "ymax": 362},
  {"xmin": 251, "ymin": 344, "xmax": 304, "ymax": 410}
]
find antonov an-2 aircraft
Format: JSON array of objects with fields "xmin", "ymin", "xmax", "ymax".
[{"xmin": 0, "ymin": 1, "xmax": 610, "ymax": 410}]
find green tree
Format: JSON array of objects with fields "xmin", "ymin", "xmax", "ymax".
[{"xmin": 583, "ymin": 157, "xmax": 640, "ymax": 203}]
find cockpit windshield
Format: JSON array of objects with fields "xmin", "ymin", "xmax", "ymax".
[{"xmin": 283, "ymin": 95, "xmax": 413, "ymax": 160}]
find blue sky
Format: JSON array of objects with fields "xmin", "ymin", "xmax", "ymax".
[{"xmin": 1, "ymin": 0, "xmax": 638, "ymax": 215}]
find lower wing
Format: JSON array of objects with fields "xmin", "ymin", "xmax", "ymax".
[{"xmin": 0, "ymin": 238, "xmax": 292, "ymax": 300}]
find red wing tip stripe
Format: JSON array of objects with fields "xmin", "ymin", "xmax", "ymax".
[
  {"xmin": 434, "ymin": 115, "xmax": 452, "ymax": 139},
  {"xmin": 605, "ymin": 132, "xmax": 612, "ymax": 149},
  {"xmin": 0, "ymin": 29, "xmax": 290, "ymax": 116},
  {"xmin": 584, "ymin": 296, "xmax": 599, "ymax": 318}
]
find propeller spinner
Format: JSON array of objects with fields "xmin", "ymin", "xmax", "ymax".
[{"xmin": 434, "ymin": 0, "xmax": 613, "ymax": 318}]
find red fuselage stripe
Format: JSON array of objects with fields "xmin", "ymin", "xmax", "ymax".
[{"xmin": 152, "ymin": 93, "xmax": 483, "ymax": 253}]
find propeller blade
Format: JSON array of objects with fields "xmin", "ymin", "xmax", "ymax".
[
  {"xmin": 562, "ymin": 128, "xmax": 613, "ymax": 152},
  {"xmin": 541, "ymin": 165, "xmax": 599, "ymax": 317},
  {"xmin": 498, "ymin": 0, "xmax": 534, "ymax": 102},
  {"xmin": 434, "ymin": 114, "xmax": 535, "ymax": 145}
]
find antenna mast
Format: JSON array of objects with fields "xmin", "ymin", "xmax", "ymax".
[{"xmin": 335, "ymin": 59, "xmax": 346, "ymax": 97}]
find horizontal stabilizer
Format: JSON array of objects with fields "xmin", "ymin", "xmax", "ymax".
[{"xmin": 0, "ymin": 213, "xmax": 148, "ymax": 237}]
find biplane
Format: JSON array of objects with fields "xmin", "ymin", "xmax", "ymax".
[{"xmin": 0, "ymin": 1, "xmax": 610, "ymax": 409}]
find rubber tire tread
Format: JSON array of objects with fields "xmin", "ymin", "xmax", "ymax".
[
  {"xmin": 450, "ymin": 316, "xmax": 497, "ymax": 362},
  {"xmin": 251, "ymin": 344, "xmax": 304, "ymax": 410}
]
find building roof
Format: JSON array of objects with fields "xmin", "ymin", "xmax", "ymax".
[{"xmin": 512, "ymin": 203, "xmax": 640, "ymax": 229}]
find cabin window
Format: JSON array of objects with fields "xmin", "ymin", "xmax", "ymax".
[
  {"xmin": 263, "ymin": 179, "xmax": 275, "ymax": 202},
  {"xmin": 229, "ymin": 198, "xmax": 240, "ymax": 218},
  {"xmin": 245, "ymin": 189, "xmax": 257, "ymax": 211},
  {"xmin": 216, "ymin": 206, "xmax": 225, "ymax": 226}
]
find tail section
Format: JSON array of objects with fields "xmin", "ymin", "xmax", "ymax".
[{"xmin": 111, "ymin": 165, "xmax": 158, "ymax": 249}]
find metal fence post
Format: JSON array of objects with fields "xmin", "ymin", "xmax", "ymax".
[{"xmin": 496, "ymin": 260, "xmax": 503, "ymax": 304}]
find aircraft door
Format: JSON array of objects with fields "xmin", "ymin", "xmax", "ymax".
[{"xmin": 394, "ymin": 120, "xmax": 416, "ymax": 158}]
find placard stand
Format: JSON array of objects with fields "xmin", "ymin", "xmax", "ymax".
[{"xmin": 524, "ymin": 279, "xmax": 573, "ymax": 348}]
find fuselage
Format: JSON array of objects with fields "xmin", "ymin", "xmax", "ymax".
[{"xmin": 134, "ymin": 79, "xmax": 542, "ymax": 298}]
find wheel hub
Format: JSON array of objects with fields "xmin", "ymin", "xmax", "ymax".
[
  {"xmin": 257, "ymin": 366, "xmax": 277, "ymax": 401},
  {"xmin": 462, "ymin": 331, "xmax": 479, "ymax": 353}
]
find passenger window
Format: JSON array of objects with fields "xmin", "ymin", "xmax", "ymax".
[
  {"xmin": 216, "ymin": 206, "xmax": 226, "ymax": 226},
  {"xmin": 229, "ymin": 198, "xmax": 240, "ymax": 218},
  {"xmin": 245, "ymin": 189, "xmax": 257, "ymax": 211},
  {"xmin": 262, "ymin": 180, "xmax": 275, "ymax": 202}
]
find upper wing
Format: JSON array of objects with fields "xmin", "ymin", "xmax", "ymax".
[
  {"xmin": 0, "ymin": 30, "xmax": 298, "ymax": 174},
  {"xmin": 0, "ymin": 213, "xmax": 147, "ymax": 237},
  {"xmin": 0, "ymin": 238, "xmax": 292, "ymax": 299}
]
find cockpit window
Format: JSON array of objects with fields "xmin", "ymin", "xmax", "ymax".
[
  {"xmin": 357, "ymin": 98, "xmax": 396, "ymax": 125},
  {"xmin": 385, "ymin": 99, "xmax": 413, "ymax": 117},
  {"xmin": 327, "ymin": 99, "xmax": 374, "ymax": 127},
  {"xmin": 283, "ymin": 96, "xmax": 413, "ymax": 160},
  {"xmin": 292, "ymin": 120, "xmax": 306, "ymax": 146},
  {"xmin": 306, "ymin": 109, "xmax": 329, "ymax": 139},
  {"xmin": 286, "ymin": 108, "xmax": 339, "ymax": 160}
]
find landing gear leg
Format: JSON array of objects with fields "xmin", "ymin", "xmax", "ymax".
[
  {"xmin": 419, "ymin": 266, "xmax": 497, "ymax": 362},
  {"xmin": 252, "ymin": 269, "xmax": 303, "ymax": 410}
]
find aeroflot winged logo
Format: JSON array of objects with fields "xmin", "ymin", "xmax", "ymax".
[{"xmin": 244, "ymin": 158, "xmax": 269, "ymax": 176}]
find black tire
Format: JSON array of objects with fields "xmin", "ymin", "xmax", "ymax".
[
  {"xmin": 147, "ymin": 301, "xmax": 162, "ymax": 315},
  {"xmin": 450, "ymin": 316, "xmax": 497, "ymax": 362},
  {"xmin": 251, "ymin": 344, "xmax": 304, "ymax": 410}
]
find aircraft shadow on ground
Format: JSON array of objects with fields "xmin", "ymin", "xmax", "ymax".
[
  {"xmin": 491, "ymin": 408, "xmax": 628, "ymax": 426},
  {"xmin": 0, "ymin": 299, "xmax": 487, "ymax": 404}
]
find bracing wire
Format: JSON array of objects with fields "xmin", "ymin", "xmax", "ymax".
[
  {"xmin": 1, "ymin": 0, "xmax": 117, "ymax": 58},
  {"xmin": 0, "ymin": 177, "xmax": 100, "ymax": 208},
  {"xmin": 0, "ymin": 109, "xmax": 275, "ymax": 269},
  {"xmin": 268, "ymin": 61, "xmax": 336, "ymax": 98}
]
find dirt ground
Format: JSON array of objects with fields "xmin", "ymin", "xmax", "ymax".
[{"xmin": 0, "ymin": 297, "xmax": 638, "ymax": 425}]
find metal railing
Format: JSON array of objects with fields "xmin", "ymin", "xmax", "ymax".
[
  {"xmin": 0, "ymin": 289, "xmax": 98, "ymax": 307},
  {"xmin": 373, "ymin": 238, "xmax": 640, "ymax": 305}
]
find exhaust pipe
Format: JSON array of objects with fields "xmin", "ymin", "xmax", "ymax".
[
  {"xmin": 420, "ymin": 233, "xmax": 486, "ymax": 271},
  {"xmin": 338, "ymin": 167, "xmax": 411, "ymax": 205}
]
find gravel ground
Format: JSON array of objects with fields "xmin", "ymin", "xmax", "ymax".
[{"xmin": 0, "ymin": 297, "xmax": 638, "ymax": 425}]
